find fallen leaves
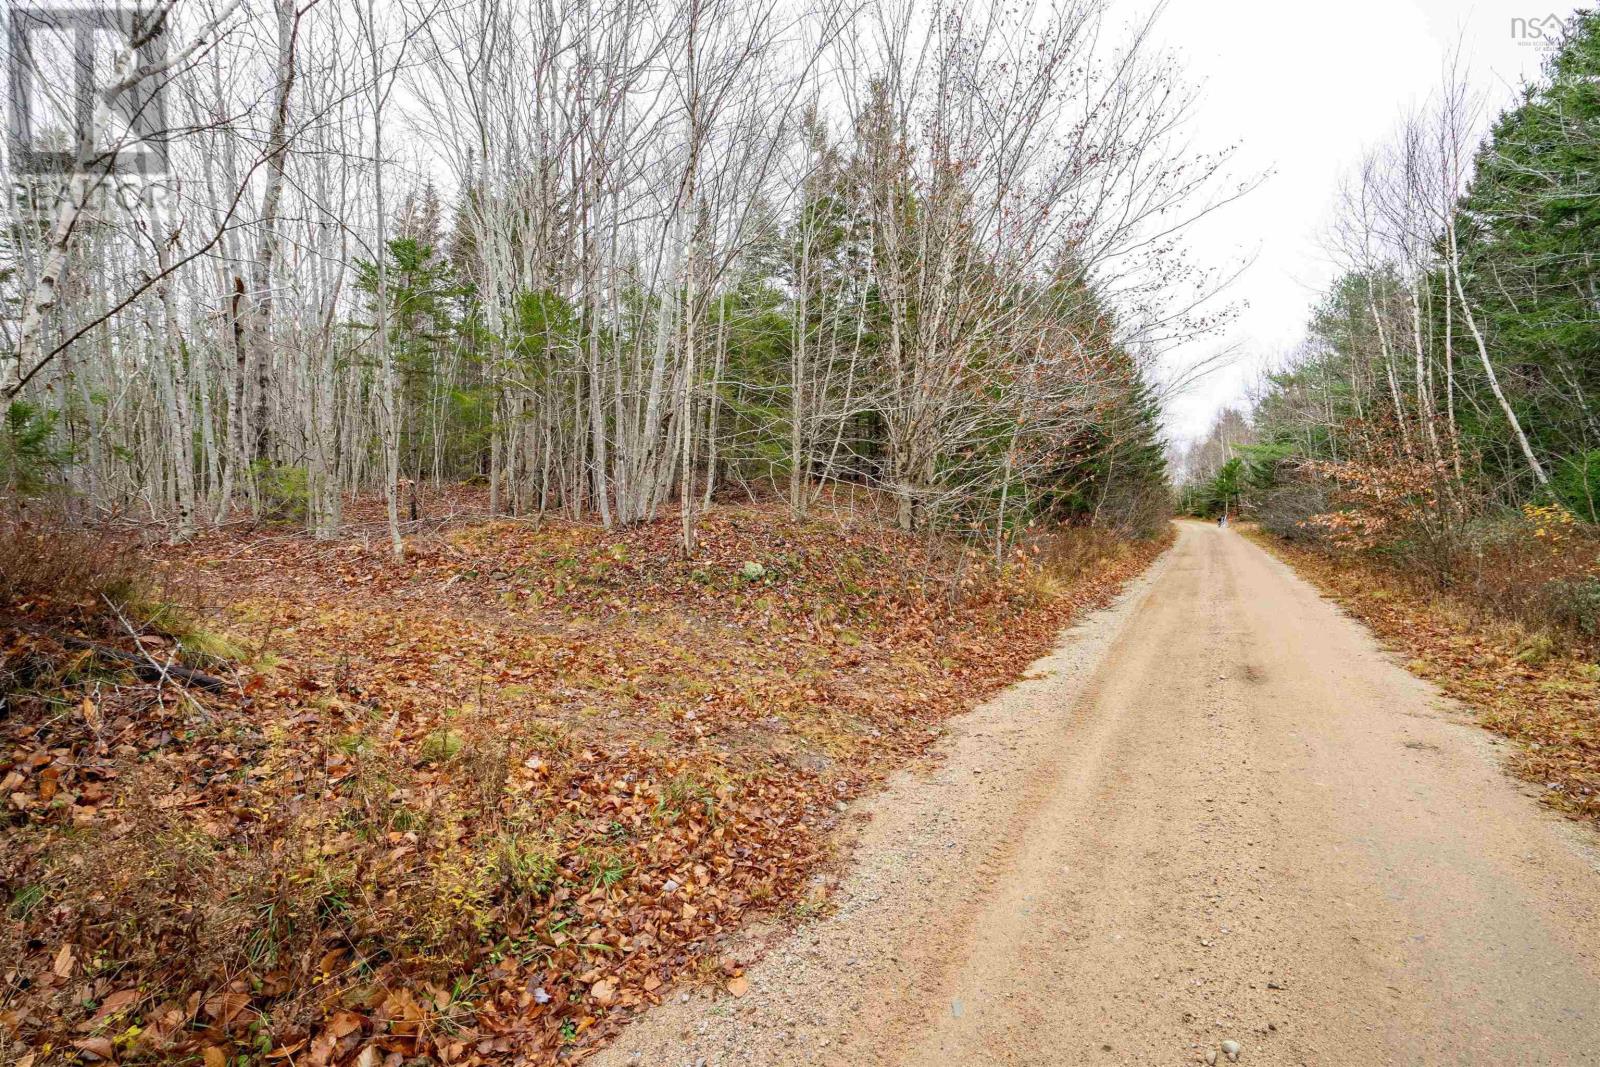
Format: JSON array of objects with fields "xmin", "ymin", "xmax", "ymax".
[
  {"xmin": 203, "ymin": 991, "xmax": 253, "ymax": 1030},
  {"xmin": 70, "ymin": 1037, "xmax": 115, "ymax": 1061},
  {"xmin": 1, "ymin": 499, "xmax": 1166, "ymax": 1066},
  {"xmin": 90, "ymin": 989, "xmax": 140, "ymax": 1023}
]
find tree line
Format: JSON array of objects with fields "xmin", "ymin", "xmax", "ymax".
[
  {"xmin": 1184, "ymin": 12, "xmax": 1600, "ymax": 547},
  {"xmin": 0, "ymin": 0, "xmax": 1241, "ymax": 556}
]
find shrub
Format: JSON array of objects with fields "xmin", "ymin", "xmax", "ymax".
[
  {"xmin": 0, "ymin": 505, "xmax": 137, "ymax": 617},
  {"xmin": 253, "ymin": 461, "xmax": 310, "ymax": 523},
  {"xmin": 1018, "ymin": 525, "xmax": 1124, "ymax": 579},
  {"xmin": 1552, "ymin": 450, "xmax": 1600, "ymax": 523},
  {"xmin": 0, "ymin": 400, "xmax": 71, "ymax": 495},
  {"xmin": 1094, "ymin": 478, "xmax": 1173, "ymax": 539},
  {"xmin": 1537, "ymin": 578, "xmax": 1600, "ymax": 637},
  {"xmin": 0, "ymin": 505, "xmax": 237, "ymax": 699},
  {"xmin": 1291, "ymin": 499, "xmax": 1600, "ymax": 656},
  {"xmin": 1255, "ymin": 481, "xmax": 1330, "ymax": 542}
]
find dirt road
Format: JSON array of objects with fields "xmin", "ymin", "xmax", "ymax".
[{"xmin": 596, "ymin": 522, "xmax": 1600, "ymax": 1066}]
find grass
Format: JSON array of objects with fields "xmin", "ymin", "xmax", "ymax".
[{"xmin": 103, "ymin": 577, "xmax": 246, "ymax": 662}]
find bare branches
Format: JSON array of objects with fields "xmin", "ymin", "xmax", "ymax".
[{"xmin": 3, "ymin": 0, "xmax": 1221, "ymax": 548}]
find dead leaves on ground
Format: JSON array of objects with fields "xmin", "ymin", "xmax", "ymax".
[{"xmin": 2, "ymin": 502, "xmax": 1165, "ymax": 1065}]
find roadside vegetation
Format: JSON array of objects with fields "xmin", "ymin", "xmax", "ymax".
[{"xmin": 1180, "ymin": 13, "xmax": 1600, "ymax": 827}]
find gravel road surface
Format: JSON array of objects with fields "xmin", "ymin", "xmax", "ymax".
[{"xmin": 595, "ymin": 521, "xmax": 1600, "ymax": 1066}]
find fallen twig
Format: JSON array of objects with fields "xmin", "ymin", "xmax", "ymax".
[{"xmin": 3, "ymin": 616, "xmax": 228, "ymax": 691}]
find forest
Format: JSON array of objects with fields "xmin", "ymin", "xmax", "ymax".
[
  {"xmin": 0, "ymin": 0, "xmax": 1228, "ymax": 550},
  {"xmin": 1184, "ymin": 12, "xmax": 1600, "ymax": 636},
  {"xmin": 0, "ymin": 1, "xmax": 1215, "ymax": 1064}
]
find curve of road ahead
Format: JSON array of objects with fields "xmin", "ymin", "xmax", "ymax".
[{"xmin": 598, "ymin": 521, "xmax": 1600, "ymax": 1067}]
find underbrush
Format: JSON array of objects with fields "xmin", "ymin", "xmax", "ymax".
[
  {"xmin": 1, "ymin": 501, "xmax": 1167, "ymax": 1066},
  {"xmin": 1446, "ymin": 506, "xmax": 1600, "ymax": 651},
  {"xmin": 1265, "ymin": 497, "xmax": 1600, "ymax": 659},
  {"xmin": 0, "ymin": 506, "xmax": 139, "ymax": 621},
  {"xmin": 1, "ymin": 505, "xmax": 240, "ymax": 685}
]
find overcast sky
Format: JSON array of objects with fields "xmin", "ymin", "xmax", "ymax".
[{"xmin": 1152, "ymin": 0, "xmax": 1580, "ymax": 447}]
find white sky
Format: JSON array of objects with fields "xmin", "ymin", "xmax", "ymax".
[{"xmin": 1152, "ymin": 0, "xmax": 1579, "ymax": 447}]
